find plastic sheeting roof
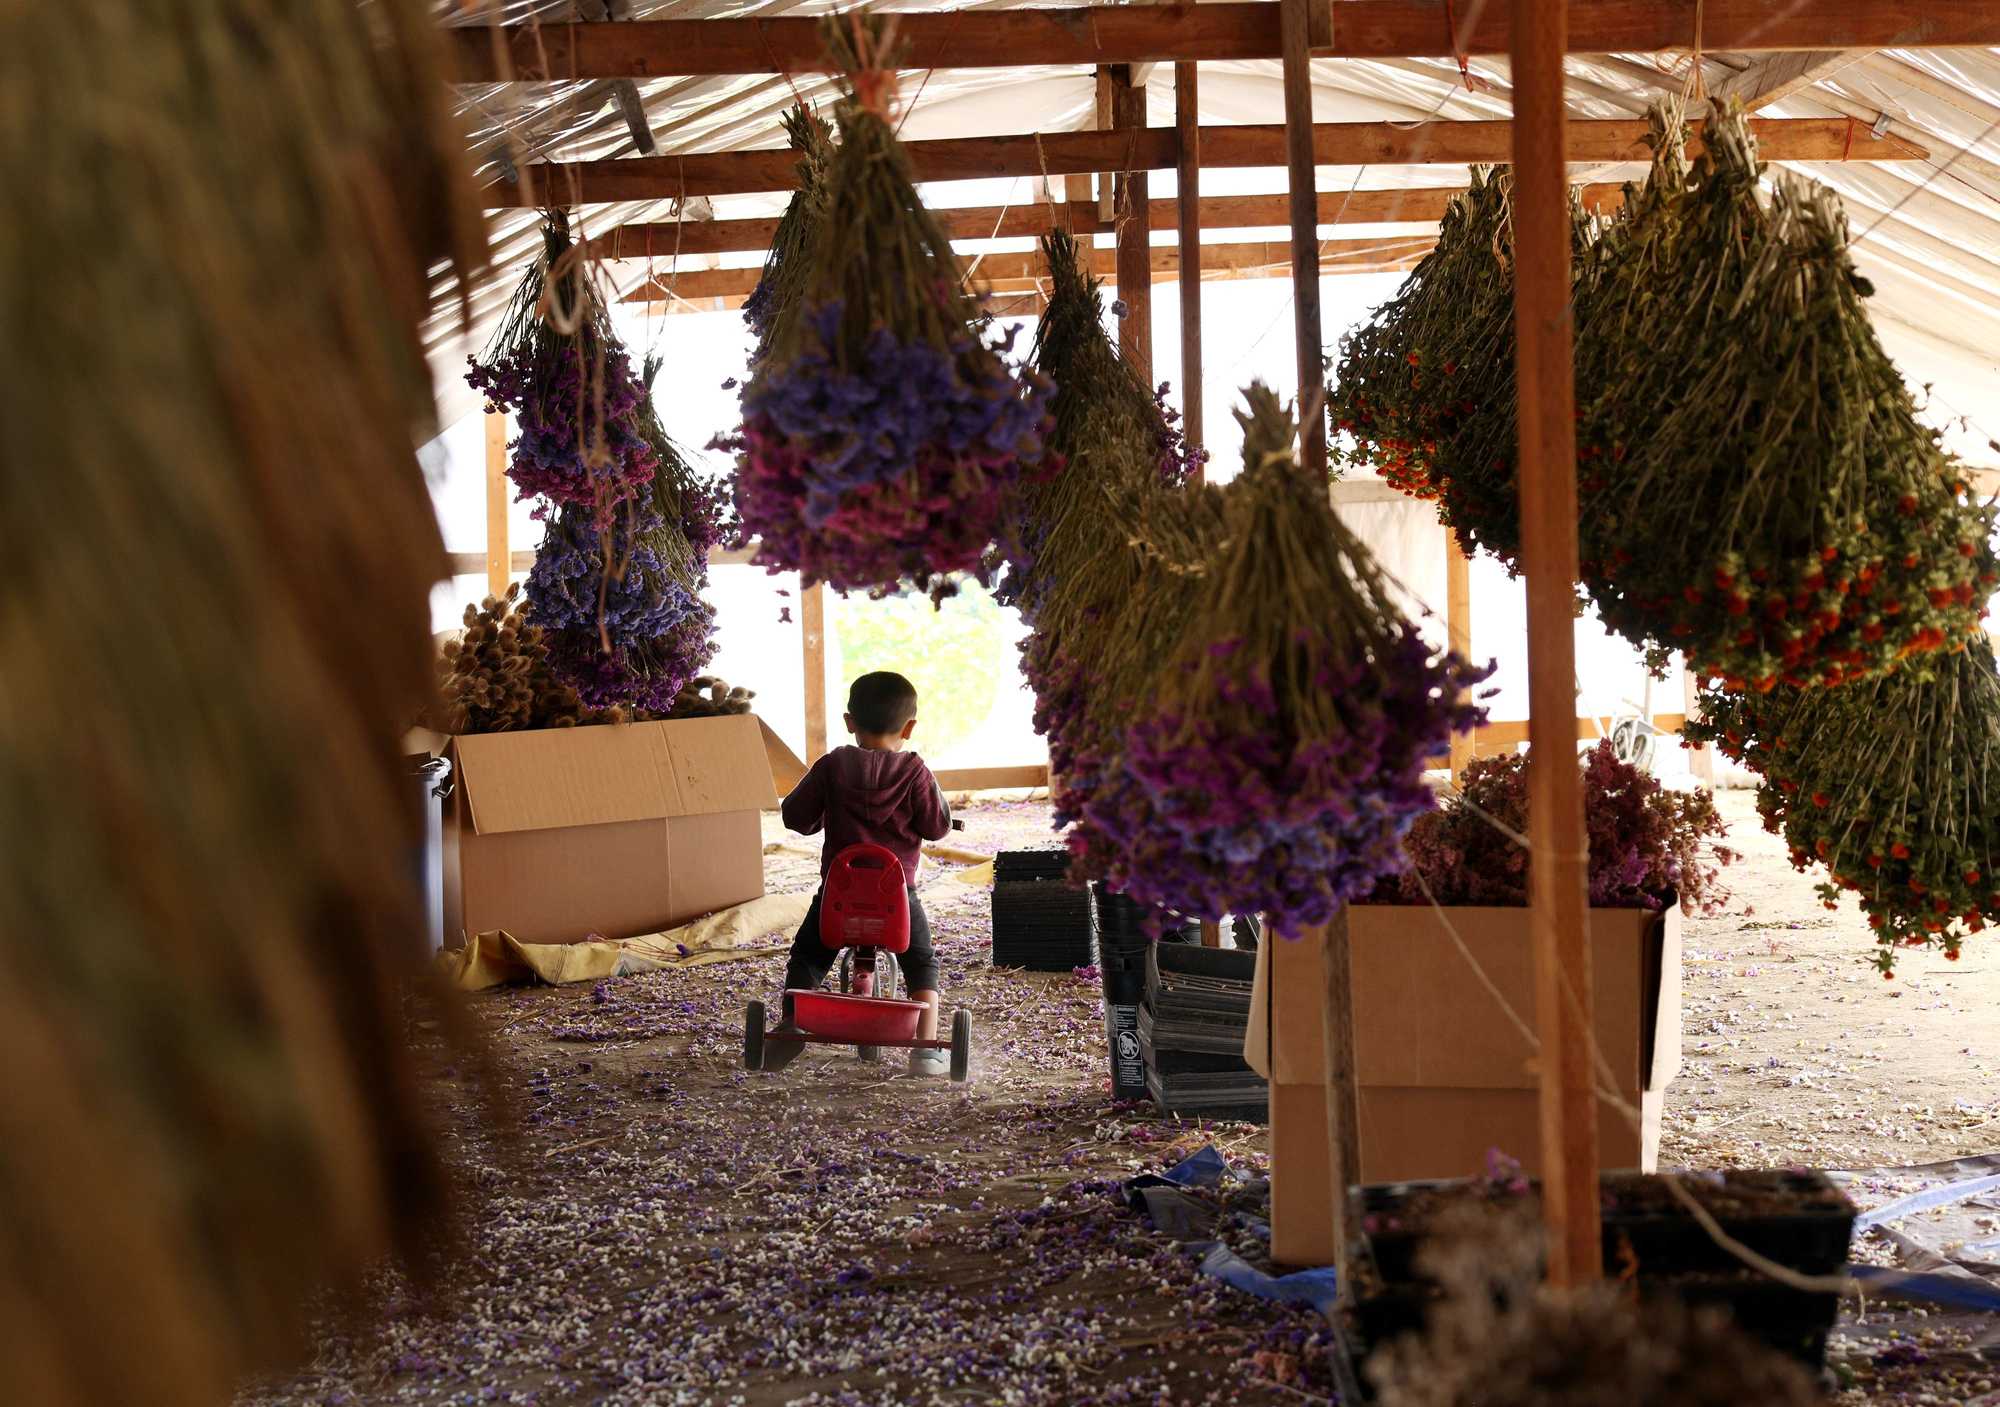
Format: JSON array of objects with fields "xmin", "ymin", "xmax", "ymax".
[{"xmin": 430, "ymin": 3, "xmax": 2000, "ymax": 445}]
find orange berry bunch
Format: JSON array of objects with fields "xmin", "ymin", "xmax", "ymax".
[{"xmin": 1689, "ymin": 640, "xmax": 2000, "ymax": 973}]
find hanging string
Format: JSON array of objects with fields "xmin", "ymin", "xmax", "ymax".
[{"xmin": 1440, "ymin": 0, "xmax": 1488, "ymax": 94}]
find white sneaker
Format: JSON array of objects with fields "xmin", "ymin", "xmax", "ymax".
[{"xmin": 908, "ymin": 1047, "xmax": 949, "ymax": 1078}]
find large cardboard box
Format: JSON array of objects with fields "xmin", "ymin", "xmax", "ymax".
[
  {"xmin": 1246, "ymin": 903, "xmax": 1681, "ymax": 1266},
  {"xmin": 424, "ymin": 715, "xmax": 778, "ymax": 947}
]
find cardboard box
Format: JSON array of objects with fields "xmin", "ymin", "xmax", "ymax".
[
  {"xmin": 420, "ymin": 715, "xmax": 778, "ymax": 947},
  {"xmin": 1246, "ymin": 903, "xmax": 1681, "ymax": 1266}
]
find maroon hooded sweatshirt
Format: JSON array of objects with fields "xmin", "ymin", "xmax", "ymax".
[{"xmin": 781, "ymin": 745, "xmax": 951, "ymax": 885}]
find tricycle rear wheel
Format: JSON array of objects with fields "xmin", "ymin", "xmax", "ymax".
[
  {"xmin": 744, "ymin": 1000, "xmax": 766, "ymax": 1071},
  {"xmin": 949, "ymin": 1009, "xmax": 972, "ymax": 1084}
]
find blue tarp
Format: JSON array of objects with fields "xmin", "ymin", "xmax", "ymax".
[{"xmin": 1124, "ymin": 1147, "xmax": 1341, "ymax": 1317}]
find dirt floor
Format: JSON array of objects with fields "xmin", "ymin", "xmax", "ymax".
[{"xmin": 237, "ymin": 789, "xmax": 2000, "ymax": 1407}]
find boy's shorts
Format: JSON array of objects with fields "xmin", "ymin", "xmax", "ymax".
[{"xmin": 784, "ymin": 886, "xmax": 938, "ymax": 993}]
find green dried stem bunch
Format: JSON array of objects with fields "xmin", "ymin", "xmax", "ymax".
[
  {"xmin": 1574, "ymin": 101, "xmax": 1999, "ymax": 689},
  {"xmin": 1, "ymin": 3, "xmax": 488, "ymax": 1405},
  {"xmin": 744, "ymin": 103, "xmax": 837, "ymax": 362},
  {"xmin": 1004, "ymin": 228, "xmax": 1192, "ymax": 613},
  {"xmin": 1429, "ymin": 188, "xmax": 1603, "ymax": 569},
  {"xmin": 774, "ymin": 14, "xmax": 984, "ymax": 364},
  {"xmin": 436, "ymin": 586, "xmax": 612, "ymax": 734},
  {"xmin": 1368, "ymin": 1202, "xmax": 1829, "ymax": 1407},
  {"xmin": 1328, "ymin": 169, "xmax": 1514, "ymax": 516},
  {"xmin": 1689, "ymin": 639, "xmax": 2000, "ymax": 968}
]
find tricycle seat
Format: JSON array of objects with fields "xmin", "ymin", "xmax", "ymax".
[{"xmin": 819, "ymin": 842, "xmax": 911, "ymax": 953}]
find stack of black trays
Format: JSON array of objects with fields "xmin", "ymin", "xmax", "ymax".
[
  {"xmin": 1093, "ymin": 887, "xmax": 1200, "ymax": 1101},
  {"xmin": 990, "ymin": 849, "xmax": 1097, "ymax": 971},
  {"xmin": 1140, "ymin": 942, "xmax": 1268, "ymax": 1120}
]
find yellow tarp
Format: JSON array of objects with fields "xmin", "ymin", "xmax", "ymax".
[{"xmin": 437, "ymin": 890, "xmax": 814, "ymax": 992}]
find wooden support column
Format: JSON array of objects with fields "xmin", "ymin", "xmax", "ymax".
[
  {"xmin": 1110, "ymin": 65, "xmax": 1153, "ymax": 380},
  {"xmin": 1683, "ymin": 667, "xmax": 1715, "ymax": 785},
  {"xmin": 1510, "ymin": 0, "xmax": 1603, "ymax": 1288},
  {"xmin": 802, "ymin": 582, "xmax": 829, "ymax": 763},
  {"xmin": 1280, "ymin": 0, "xmax": 1354, "ymax": 1294},
  {"xmin": 484, "ymin": 411, "xmax": 510, "ymax": 597},
  {"xmin": 1175, "ymin": 61, "xmax": 1204, "ymax": 452},
  {"xmin": 1446, "ymin": 536, "xmax": 1475, "ymax": 780},
  {"xmin": 1178, "ymin": 60, "xmax": 1221, "ymax": 950}
]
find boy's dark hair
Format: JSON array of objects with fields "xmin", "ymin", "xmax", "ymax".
[{"xmin": 848, "ymin": 671, "xmax": 919, "ymax": 735}]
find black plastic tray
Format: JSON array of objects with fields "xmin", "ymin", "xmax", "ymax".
[{"xmin": 1357, "ymin": 1170, "xmax": 1855, "ymax": 1283}]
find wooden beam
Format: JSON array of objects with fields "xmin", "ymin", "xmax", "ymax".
[
  {"xmin": 445, "ymin": 4, "xmax": 2000, "ymax": 82},
  {"xmin": 621, "ymin": 237, "xmax": 1434, "ymax": 303},
  {"xmin": 1682, "ymin": 670, "xmax": 1715, "ymax": 786},
  {"xmin": 1175, "ymin": 62, "xmax": 1206, "ymax": 454},
  {"xmin": 484, "ymin": 117, "xmax": 1924, "ymax": 206},
  {"xmin": 1706, "ymin": 49, "xmax": 1872, "ymax": 112},
  {"xmin": 1095, "ymin": 67, "xmax": 1117, "ymax": 224},
  {"xmin": 801, "ymin": 582, "xmax": 828, "ymax": 763},
  {"xmin": 1446, "ymin": 537, "xmax": 1474, "ymax": 779},
  {"xmin": 1111, "ymin": 66, "xmax": 1153, "ymax": 379},
  {"xmin": 1512, "ymin": 0, "xmax": 1601, "ymax": 1289},
  {"xmin": 484, "ymin": 411, "xmax": 510, "ymax": 598},
  {"xmin": 590, "ymin": 186, "xmax": 1523, "ymax": 259},
  {"xmin": 934, "ymin": 765, "xmax": 1050, "ymax": 793}
]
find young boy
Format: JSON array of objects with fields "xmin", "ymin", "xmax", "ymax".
[{"xmin": 780, "ymin": 671, "xmax": 953, "ymax": 1075}]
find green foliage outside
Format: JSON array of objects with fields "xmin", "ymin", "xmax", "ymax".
[{"xmin": 829, "ymin": 584, "xmax": 1008, "ymax": 759}]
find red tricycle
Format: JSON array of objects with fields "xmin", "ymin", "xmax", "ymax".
[{"xmin": 744, "ymin": 843, "xmax": 972, "ymax": 1083}]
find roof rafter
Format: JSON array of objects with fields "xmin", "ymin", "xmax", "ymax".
[
  {"xmin": 442, "ymin": 2, "xmax": 2000, "ymax": 83},
  {"xmin": 1706, "ymin": 49, "xmax": 1874, "ymax": 112},
  {"xmin": 484, "ymin": 116, "xmax": 1924, "ymax": 206}
]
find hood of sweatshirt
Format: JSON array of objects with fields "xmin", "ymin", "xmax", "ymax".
[{"xmin": 826, "ymin": 746, "xmax": 931, "ymax": 826}]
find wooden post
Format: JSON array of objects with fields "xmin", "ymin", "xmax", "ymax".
[
  {"xmin": 1281, "ymin": 0, "xmax": 1354, "ymax": 1292},
  {"xmin": 1177, "ymin": 60, "xmax": 1221, "ymax": 949},
  {"xmin": 1111, "ymin": 65, "xmax": 1153, "ymax": 380},
  {"xmin": 1446, "ymin": 535, "xmax": 1475, "ymax": 779},
  {"xmin": 802, "ymin": 582, "xmax": 829, "ymax": 763},
  {"xmin": 1280, "ymin": 3, "xmax": 1328, "ymax": 478},
  {"xmin": 484, "ymin": 411, "xmax": 510, "ymax": 598},
  {"xmin": 1683, "ymin": 666, "xmax": 1715, "ymax": 785},
  {"xmin": 1175, "ymin": 61, "xmax": 1204, "ymax": 453},
  {"xmin": 1094, "ymin": 67, "xmax": 1117, "ymax": 224},
  {"xmin": 1510, "ymin": 0, "xmax": 1603, "ymax": 1288}
]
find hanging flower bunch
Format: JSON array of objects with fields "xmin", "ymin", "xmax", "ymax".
[
  {"xmin": 742, "ymin": 102, "xmax": 835, "ymax": 362},
  {"xmin": 469, "ymin": 217, "xmax": 725, "ymax": 711},
  {"xmin": 1082, "ymin": 386, "xmax": 1494, "ymax": 935},
  {"xmin": 1372, "ymin": 740, "xmax": 1735, "ymax": 914},
  {"xmin": 723, "ymin": 15, "xmax": 1054, "ymax": 598},
  {"xmin": 1572, "ymin": 103, "xmax": 1999, "ymax": 689},
  {"xmin": 1329, "ymin": 170, "xmax": 1604, "ymax": 572},
  {"xmin": 1687, "ymin": 641, "xmax": 2000, "ymax": 971},
  {"xmin": 1328, "ymin": 168, "xmax": 1514, "ymax": 517},
  {"xmin": 466, "ymin": 210, "xmax": 659, "ymax": 514},
  {"xmin": 1000, "ymin": 228, "xmax": 1205, "ymax": 618}
]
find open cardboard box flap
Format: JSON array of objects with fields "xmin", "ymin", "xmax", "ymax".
[
  {"xmin": 449, "ymin": 715, "xmax": 777, "ymax": 836},
  {"xmin": 1247, "ymin": 902, "xmax": 1681, "ymax": 1095}
]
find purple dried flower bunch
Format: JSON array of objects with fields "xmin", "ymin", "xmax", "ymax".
[
  {"xmin": 467, "ymin": 213, "xmax": 725, "ymax": 714},
  {"xmin": 1086, "ymin": 386, "xmax": 1495, "ymax": 936},
  {"xmin": 1375, "ymin": 739, "xmax": 1735, "ymax": 915},
  {"xmin": 722, "ymin": 19, "xmax": 1054, "ymax": 600}
]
